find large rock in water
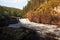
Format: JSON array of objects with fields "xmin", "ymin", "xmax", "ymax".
[
  {"xmin": 8, "ymin": 16, "xmax": 19, "ymax": 24},
  {"xmin": 0, "ymin": 16, "xmax": 19, "ymax": 27}
]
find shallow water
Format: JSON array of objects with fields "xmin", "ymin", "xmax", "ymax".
[
  {"xmin": 8, "ymin": 18, "xmax": 57, "ymax": 29},
  {"xmin": 8, "ymin": 18, "xmax": 60, "ymax": 40}
]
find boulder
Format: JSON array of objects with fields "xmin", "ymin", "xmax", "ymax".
[
  {"xmin": 8, "ymin": 16, "xmax": 19, "ymax": 24},
  {"xmin": 0, "ymin": 16, "xmax": 9, "ymax": 27},
  {"xmin": 0, "ymin": 16, "xmax": 19, "ymax": 27},
  {"xmin": 32, "ymin": 17, "xmax": 40, "ymax": 23},
  {"xmin": 40, "ymin": 16, "xmax": 51, "ymax": 24},
  {"xmin": 51, "ymin": 17, "xmax": 60, "ymax": 26}
]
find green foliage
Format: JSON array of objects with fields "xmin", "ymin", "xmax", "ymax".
[
  {"xmin": 24, "ymin": 0, "xmax": 60, "ymax": 25},
  {"xmin": 22, "ymin": 0, "xmax": 45, "ymax": 14},
  {"xmin": 0, "ymin": 6, "xmax": 23, "ymax": 17}
]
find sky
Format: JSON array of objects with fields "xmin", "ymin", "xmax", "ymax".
[{"xmin": 0, "ymin": 0, "xmax": 29, "ymax": 9}]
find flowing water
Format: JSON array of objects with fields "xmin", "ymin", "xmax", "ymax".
[{"xmin": 8, "ymin": 18, "xmax": 60, "ymax": 40}]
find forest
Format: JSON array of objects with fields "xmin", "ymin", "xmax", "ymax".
[
  {"xmin": 24, "ymin": 0, "xmax": 60, "ymax": 25},
  {"xmin": 0, "ymin": 0, "xmax": 60, "ymax": 40},
  {"xmin": 0, "ymin": 6, "xmax": 22, "ymax": 17}
]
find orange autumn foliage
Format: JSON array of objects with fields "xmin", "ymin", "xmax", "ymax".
[{"xmin": 24, "ymin": 0, "xmax": 60, "ymax": 26}]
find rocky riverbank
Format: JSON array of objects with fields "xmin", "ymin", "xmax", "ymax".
[
  {"xmin": 0, "ymin": 16, "xmax": 60, "ymax": 40},
  {"xmin": 8, "ymin": 18, "xmax": 60, "ymax": 40},
  {"xmin": 0, "ymin": 16, "xmax": 19, "ymax": 27}
]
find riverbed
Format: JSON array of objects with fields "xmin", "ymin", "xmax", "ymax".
[{"xmin": 8, "ymin": 18, "xmax": 60, "ymax": 40}]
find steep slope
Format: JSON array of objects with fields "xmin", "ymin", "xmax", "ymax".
[
  {"xmin": 24, "ymin": 0, "xmax": 60, "ymax": 26},
  {"xmin": 22, "ymin": 0, "xmax": 45, "ymax": 14}
]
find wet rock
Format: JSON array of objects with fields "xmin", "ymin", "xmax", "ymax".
[
  {"xmin": 8, "ymin": 16, "xmax": 19, "ymax": 24},
  {"xmin": 32, "ymin": 17, "xmax": 40, "ymax": 23},
  {"xmin": 51, "ymin": 17, "xmax": 60, "ymax": 26},
  {"xmin": 0, "ymin": 16, "xmax": 19, "ymax": 27}
]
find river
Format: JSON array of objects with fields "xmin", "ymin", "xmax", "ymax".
[{"xmin": 8, "ymin": 18, "xmax": 60, "ymax": 40}]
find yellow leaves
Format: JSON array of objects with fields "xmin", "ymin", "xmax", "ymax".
[
  {"xmin": 24, "ymin": 0, "xmax": 60, "ymax": 25},
  {"xmin": 48, "ymin": 0, "xmax": 60, "ymax": 7},
  {"xmin": 36, "ymin": 0, "xmax": 60, "ymax": 13},
  {"xmin": 54, "ymin": 13, "xmax": 58, "ymax": 17}
]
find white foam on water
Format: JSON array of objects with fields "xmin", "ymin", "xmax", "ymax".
[
  {"xmin": 8, "ymin": 18, "xmax": 60, "ymax": 39},
  {"xmin": 19, "ymin": 18, "xmax": 31, "ymax": 24},
  {"xmin": 8, "ymin": 18, "xmax": 58, "ymax": 29}
]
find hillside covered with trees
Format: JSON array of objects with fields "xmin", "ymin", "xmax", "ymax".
[
  {"xmin": 0, "ymin": 6, "xmax": 23, "ymax": 17},
  {"xmin": 0, "ymin": 0, "xmax": 60, "ymax": 40},
  {"xmin": 24, "ymin": 0, "xmax": 60, "ymax": 26}
]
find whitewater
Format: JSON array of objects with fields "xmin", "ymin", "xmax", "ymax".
[{"xmin": 8, "ymin": 18, "xmax": 60, "ymax": 40}]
